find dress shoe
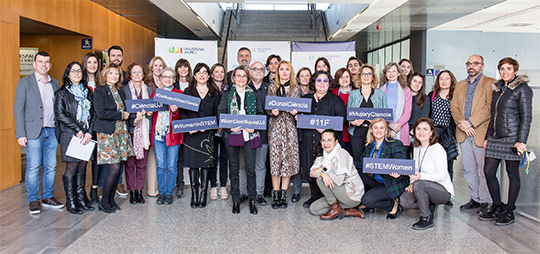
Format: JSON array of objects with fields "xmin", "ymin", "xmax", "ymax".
[
  {"xmin": 477, "ymin": 203, "xmax": 489, "ymax": 216},
  {"xmin": 116, "ymin": 184, "xmax": 128, "ymax": 196},
  {"xmin": 495, "ymin": 207, "xmax": 515, "ymax": 226},
  {"xmin": 209, "ymin": 187, "xmax": 218, "ymax": 200},
  {"xmin": 479, "ymin": 204, "xmax": 504, "ymax": 221},
  {"xmin": 28, "ymin": 201, "xmax": 41, "ymax": 215},
  {"xmin": 90, "ymin": 187, "xmax": 99, "ymax": 203},
  {"xmin": 279, "ymin": 189, "xmax": 288, "ymax": 209},
  {"xmin": 219, "ymin": 187, "xmax": 229, "ymax": 200},
  {"xmin": 320, "ymin": 201, "xmax": 344, "ymax": 220},
  {"xmin": 291, "ymin": 193, "xmax": 300, "ymax": 203},
  {"xmin": 460, "ymin": 199, "xmax": 480, "ymax": 210},
  {"xmin": 249, "ymin": 200, "xmax": 258, "ymax": 214},
  {"xmin": 232, "ymin": 202, "xmax": 240, "ymax": 214},
  {"xmin": 271, "ymin": 190, "xmax": 280, "ymax": 209},
  {"xmin": 256, "ymin": 195, "xmax": 267, "ymax": 206},
  {"xmin": 156, "ymin": 194, "xmax": 165, "ymax": 205},
  {"xmin": 302, "ymin": 197, "xmax": 318, "ymax": 208},
  {"xmin": 42, "ymin": 197, "xmax": 65, "ymax": 209},
  {"xmin": 129, "ymin": 191, "xmax": 137, "ymax": 204},
  {"xmin": 164, "ymin": 195, "xmax": 173, "ymax": 205},
  {"xmin": 344, "ymin": 208, "xmax": 365, "ymax": 218},
  {"xmin": 98, "ymin": 202, "xmax": 115, "ymax": 213},
  {"xmin": 135, "ymin": 190, "xmax": 145, "ymax": 204},
  {"xmin": 386, "ymin": 202, "xmax": 402, "ymax": 220},
  {"xmin": 412, "ymin": 215, "xmax": 434, "ymax": 230}
]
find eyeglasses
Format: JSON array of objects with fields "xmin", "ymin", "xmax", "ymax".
[
  {"xmin": 361, "ymin": 72, "xmax": 373, "ymax": 76},
  {"xmin": 131, "ymin": 71, "xmax": 143, "ymax": 75},
  {"xmin": 465, "ymin": 61, "xmax": 483, "ymax": 67},
  {"xmin": 250, "ymin": 68, "xmax": 265, "ymax": 73},
  {"xmin": 316, "ymin": 78, "xmax": 329, "ymax": 83},
  {"xmin": 161, "ymin": 75, "xmax": 174, "ymax": 79},
  {"xmin": 70, "ymin": 69, "xmax": 82, "ymax": 74}
]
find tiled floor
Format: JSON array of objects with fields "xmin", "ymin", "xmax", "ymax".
[{"xmin": 1, "ymin": 158, "xmax": 539, "ymax": 253}]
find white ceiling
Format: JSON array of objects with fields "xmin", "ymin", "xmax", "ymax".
[{"xmin": 433, "ymin": 0, "xmax": 540, "ymax": 33}]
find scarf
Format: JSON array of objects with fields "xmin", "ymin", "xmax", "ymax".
[
  {"xmin": 227, "ymin": 85, "xmax": 259, "ymax": 141},
  {"xmin": 66, "ymin": 83, "xmax": 91, "ymax": 128},
  {"xmin": 129, "ymin": 82, "xmax": 150, "ymax": 159},
  {"xmin": 277, "ymin": 81, "xmax": 290, "ymax": 97},
  {"xmin": 155, "ymin": 86, "xmax": 173, "ymax": 141}
]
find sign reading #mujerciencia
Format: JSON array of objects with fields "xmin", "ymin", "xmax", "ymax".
[
  {"xmin": 153, "ymin": 89, "xmax": 201, "ymax": 111},
  {"xmin": 362, "ymin": 158, "xmax": 415, "ymax": 175},
  {"xmin": 124, "ymin": 99, "xmax": 169, "ymax": 113},
  {"xmin": 347, "ymin": 108, "xmax": 393, "ymax": 121},
  {"xmin": 296, "ymin": 114, "xmax": 343, "ymax": 131},
  {"xmin": 172, "ymin": 116, "xmax": 218, "ymax": 133},
  {"xmin": 218, "ymin": 114, "xmax": 267, "ymax": 130},
  {"xmin": 264, "ymin": 96, "xmax": 312, "ymax": 113}
]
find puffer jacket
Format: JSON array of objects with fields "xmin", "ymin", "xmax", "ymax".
[
  {"xmin": 54, "ymin": 85, "xmax": 95, "ymax": 140},
  {"xmin": 486, "ymin": 74, "xmax": 533, "ymax": 143}
]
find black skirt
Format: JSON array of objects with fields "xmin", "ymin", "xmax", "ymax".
[{"xmin": 183, "ymin": 130, "xmax": 217, "ymax": 168}]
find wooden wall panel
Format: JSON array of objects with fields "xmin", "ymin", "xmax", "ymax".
[{"xmin": 0, "ymin": 0, "xmax": 156, "ymax": 190}]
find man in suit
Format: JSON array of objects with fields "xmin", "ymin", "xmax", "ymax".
[
  {"xmin": 450, "ymin": 54, "xmax": 495, "ymax": 215},
  {"xmin": 226, "ymin": 47, "xmax": 252, "ymax": 85},
  {"xmin": 14, "ymin": 51, "xmax": 64, "ymax": 214}
]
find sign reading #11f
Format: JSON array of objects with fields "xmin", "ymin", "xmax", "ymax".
[
  {"xmin": 153, "ymin": 89, "xmax": 201, "ymax": 111},
  {"xmin": 172, "ymin": 116, "xmax": 217, "ymax": 133},
  {"xmin": 296, "ymin": 115, "xmax": 343, "ymax": 131},
  {"xmin": 124, "ymin": 99, "xmax": 169, "ymax": 113},
  {"xmin": 362, "ymin": 158, "xmax": 415, "ymax": 175},
  {"xmin": 265, "ymin": 96, "xmax": 312, "ymax": 113},
  {"xmin": 347, "ymin": 108, "xmax": 393, "ymax": 121},
  {"xmin": 219, "ymin": 114, "xmax": 267, "ymax": 130}
]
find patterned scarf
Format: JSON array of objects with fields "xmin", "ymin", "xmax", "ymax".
[
  {"xmin": 66, "ymin": 83, "xmax": 91, "ymax": 128},
  {"xmin": 277, "ymin": 81, "xmax": 290, "ymax": 97},
  {"xmin": 227, "ymin": 85, "xmax": 259, "ymax": 141},
  {"xmin": 129, "ymin": 82, "xmax": 150, "ymax": 159}
]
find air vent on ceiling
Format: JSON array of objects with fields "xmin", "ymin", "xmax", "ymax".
[{"xmin": 505, "ymin": 23, "xmax": 533, "ymax": 27}]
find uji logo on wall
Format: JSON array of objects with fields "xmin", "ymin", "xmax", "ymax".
[{"xmin": 168, "ymin": 46, "xmax": 205, "ymax": 55}]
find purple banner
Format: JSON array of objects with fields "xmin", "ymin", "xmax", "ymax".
[
  {"xmin": 296, "ymin": 114, "xmax": 343, "ymax": 131},
  {"xmin": 219, "ymin": 114, "xmax": 267, "ymax": 130},
  {"xmin": 265, "ymin": 96, "xmax": 312, "ymax": 113},
  {"xmin": 153, "ymin": 88, "xmax": 201, "ymax": 111},
  {"xmin": 172, "ymin": 116, "xmax": 217, "ymax": 133},
  {"xmin": 362, "ymin": 158, "xmax": 415, "ymax": 175},
  {"xmin": 124, "ymin": 99, "xmax": 168, "ymax": 113},
  {"xmin": 347, "ymin": 108, "xmax": 393, "ymax": 121}
]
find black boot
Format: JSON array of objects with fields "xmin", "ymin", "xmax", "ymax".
[
  {"xmin": 249, "ymin": 199, "xmax": 258, "ymax": 214},
  {"xmin": 90, "ymin": 187, "xmax": 99, "ymax": 204},
  {"xmin": 109, "ymin": 173, "xmax": 121, "ymax": 211},
  {"xmin": 412, "ymin": 214, "xmax": 434, "ymax": 230},
  {"xmin": 271, "ymin": 190, "xmax": 280, "ymax": 209},
  {"xmin": 63, "ymin": 176, "xmax": 83, "ymax": 215},
  {"xmin": 135, "ymin": 190, "xmax": 145, "ymax": 204},
  {"xmin": 199, "ymin": 169, "xmax": 209, "ymax": 208},
  {"xmin": 75, "ymin": 174, "xmax": 94, "ymax": 211},
  {"xmin": 279, "ymin": 189, "xmax": 288, "ymax": 209},
  {"xmin": 189, "ymin": 169, "xmax": 200, "ymax": 208},
  {"xmin": 129, "ymin": 191, "xmax": 136, "ymax": 204},
  {"xmin": 90, "ymin": 161, "xmax": 100, "ymax": 203}
]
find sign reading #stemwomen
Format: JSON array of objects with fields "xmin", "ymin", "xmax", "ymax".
[
  {"xmin": 153, "ymin": 89, "xmax": 201, "ymax": 111},
  {"xmin": 296, "ymin": 115, "xmax": 343, "ymax": 131},
  {"xmin": 172, "ymin": 116, "xmax": 218, "ymax": 133},
  {"xmin": 264, "ymin": 96, "xmax": 312, "ymax": 113},
  {"xmin": 219, "ymin": 114, "xmax": 267, "ymax": 130},
  {"xmin": 347, "ymin": 108, "xmax": 393, "ymax": 121},
  {"xmin": 362, "ymin": 158, "xmax": 415, "ymax": 175},
  {"xmin": 124, "ymin": 99, "xmax": 169, "ymax": 113}
]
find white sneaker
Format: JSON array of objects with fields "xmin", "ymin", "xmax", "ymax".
[
  {"xmin": 219, "ymin": 187, "xmax": 229, "ymax": 200},
  {"xmin": 210, "ymin": 187, "xmax": 218, "ymax": 200}
]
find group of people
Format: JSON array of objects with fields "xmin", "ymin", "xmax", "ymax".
[{"xmin": 15, "ymin": 44, "xmax": 532, "ymax": 230}]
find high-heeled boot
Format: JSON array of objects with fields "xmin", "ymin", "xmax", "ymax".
[
  {"xmin": 189, "ymin": 168, "xmax": 200, "ymax": 208},
  {"xmin": 279, "ymin": 189, "xmax": 288, "ymax": 209},
  {"xmin": 90, "ymin": 162, "xmax": 100, "ymax": 203},
  {"xmin": 76, "ymin": 174, "xmax": 94, "ymax": 211},
  {"xmin": 198, "ymin": 168, "xmax": 209, "ymax": 208},
  {"xmin": 271, "ymin": 190, "xmax": 280, "ymax": 209},
  {"xmin": 63, "ymin": 176, "xmax": 83, "ymax": 215}
]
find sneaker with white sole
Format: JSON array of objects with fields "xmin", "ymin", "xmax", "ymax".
[
  {"xmin": 210, "ymin": 187, "xmax": 218, "ymax": 200},
  {"xmin": 219, "ymin": 187, "xmax": 229, "ymax": 200}
]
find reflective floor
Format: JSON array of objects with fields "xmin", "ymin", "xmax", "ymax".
[{"xmin": 1, "ymin": 158, "xmax": 539, "ymax": 253}]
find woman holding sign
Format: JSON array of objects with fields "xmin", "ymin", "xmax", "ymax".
[
  {"xmin": 122, "ymin": 63, "xmax": 153, "ymax": 205},
  {"xmin": 358, "ymin": 118, "xmax": 409, "ymax": 219},
  {"xmin": 379, "ymin": 62, "xmax": 412, "ymax": 147},
  {"xmin": 347, "ymin": 64, "xmax": 386, "ymax": 168},
  {"xmin": 300, "ymin": 71, "xmax": 346, "ymax": 208},
  {"xmin": 181, "ymin": 63, "xmax": 221, "ymax": 208},
  {"xmin": 400, "ymin": 118, "xmax": 453, "ymax": 230},
  {"xmin": 151, "ymin": 67, "xmax": 183, "ymax": 205},
  {"xmin": 93, "ymin": 63, "xmax": 134, "ymax": 213},
  {"xmin": 267, "ymin": 60, "xmax": 300, "ymax": 209},
  {"xmin": 55, "ymin": 62, "xmax": 95, "ymax": 214},
  {"xmin": 218, "ymin": 66, "xmax": 264, "ymax": 214}
]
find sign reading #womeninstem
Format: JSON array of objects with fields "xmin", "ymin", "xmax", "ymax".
[
  {"xmin": 347, "ymin": 108, "xmax": 393, "ymax": 121},
  {"xmin": 172, "ymin": 116, "xmax": 218, "ymax": 133},
  {"xmin": 362, "ymin": 158, "xmax": 415, "ymax": 175},
  {"xmin": 124, "ymin": 99, "xmax": 169, "ymax": 113},
  {"xmin": 296, "ymin": 115, "xmax": 343, "ymax": 131},
  {"xmin": 219, "ymin": 114, "xmax": 267, "ymax": 130},
  {"xmin": 264, "ymin": 96, "xmax": 312, "ymax": 113},
  {"xmin": 153, "ymin": 89, "xmax": 201, "ymax": 111}
]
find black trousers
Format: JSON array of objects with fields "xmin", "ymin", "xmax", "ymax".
[
  {"xmin": 176, "ymin": 147, "xmax": 184, "ymax": 187},
  {"xmin": 226, "ymin": 140, "xmax": 258, "ymax": 203},
  {"xmin": 360, "ymin": 173, "xmax": 394, "ymax": 212}
]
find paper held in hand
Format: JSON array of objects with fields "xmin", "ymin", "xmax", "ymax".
[{"xmin": 65, "ymin": 136, "xmax": 96, "ymax": 161}]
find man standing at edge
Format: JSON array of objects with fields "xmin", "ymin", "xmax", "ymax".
[
  {"xmin": 14, "ymin": 51, "xmax": 64, "ymax": 214},
  {"xmin": 451, "ymin": 54, "xmax": 495, "ymax": 215}
]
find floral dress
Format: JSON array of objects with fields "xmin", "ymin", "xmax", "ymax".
[{"xmin": 97, "ymin": 85, "xmax": 134, "ymax": 164}]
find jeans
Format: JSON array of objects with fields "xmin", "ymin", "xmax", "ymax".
[
  {"xmin": 154, "ymin": 138, "xmax": 180, "ymax": 196},
  {"xmin": 400, "ymin": 180, "xmax": 451, "ymax": 217},
  {"xmin": 25, "ymin": 127, "xmax": 58, "ymax": 202}
]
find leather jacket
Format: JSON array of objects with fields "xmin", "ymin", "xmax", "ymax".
[
  {"xmin": 486, "ymin": 74, "xmax": 533, "ymax": 143},
  {"xmin": 54, "ymin": 85, "xmax": 95, "ymax": 140}
]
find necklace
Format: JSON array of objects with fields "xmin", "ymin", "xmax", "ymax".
[{"xmin": 418, "ymin": 146, "xmax": 429, "ymax": 172}]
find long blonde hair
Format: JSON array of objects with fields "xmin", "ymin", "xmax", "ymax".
[
  {"xmin": 380, "ymin": 62, "xmax": 407, "ymax": 89},
  {"xmin": 366, "ymin": 118, "xmax": 393, "ymax": 145},
  {"xmin": 274, "ymin": 60, "xmax": 297, "ymax": 95}
]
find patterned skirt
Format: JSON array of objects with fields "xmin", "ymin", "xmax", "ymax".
[
  {"xmin": 485, "ymin": 136, "xmax": 521, "ymax": 161},
  {"xmin": 97, "ymin": 121, "xmax": 134, "ymax": 165}
]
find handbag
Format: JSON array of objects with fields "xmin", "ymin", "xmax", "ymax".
[
  {"xmin": 228, "ymin": 133, "xmax": 245, "ymax": 147},
  {"xmin": 250, "ymin": 136, "xmax": 262, "ymax": 149}
]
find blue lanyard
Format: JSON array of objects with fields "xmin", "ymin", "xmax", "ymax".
[{"xmin": 369, "ymin": 140, "xmax": 384, "ymax": 158}]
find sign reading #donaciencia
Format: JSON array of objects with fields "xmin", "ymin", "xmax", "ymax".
[{"xmin": 265, "ymin": 96, "xmax": 312, "ymax": 113}]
